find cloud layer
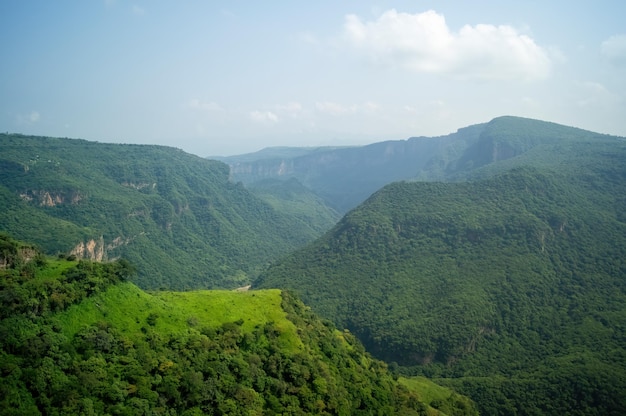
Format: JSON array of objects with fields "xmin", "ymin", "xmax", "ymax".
[{"xmin": 343, "ymin": 9, "xmax": 551, "ymax": 81}]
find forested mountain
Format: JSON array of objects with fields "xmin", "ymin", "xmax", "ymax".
[
  {"xmin": 220, "ymin": 116, "xmax": 618, "ymax": 213},
  {"xmin": 0, "ymin": 234, "xmax": 477, "ymax": 415},
  {"xmin": 217, "ymin": 124, "xmax": 483, "ymax": 213},
  {"xmin": 255, "ymin": 132, "xmax": 626, "ymax": 413},
  {"xmin": 247, "ymin": 178, "xmax": 341, "ymax": 235},
  {"xmin": 0, "ymin": 134, "xmax": 333, "ymax": 290},
  {"xmin": 3, "ymin": 117, "xmax": 625, "ymax": 414}
]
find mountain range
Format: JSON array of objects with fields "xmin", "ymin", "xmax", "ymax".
[
  {"xmin": 1, "ymin": 116, "xmax": 625, "ymax": 414},
  {"xmin": 255, "ymin": 117, "xmax": 626, "ymax": 414},
  {"xmin": 0, "ymin": 134, "xmax": 338, "ymax": 290},
  {"xmin": 217, "ymin": 116, "xmax": 619, "ymax": 213}
]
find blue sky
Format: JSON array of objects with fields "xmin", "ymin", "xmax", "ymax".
[{"xmin": 1, "ymin": 1, "xmax": 625, "ymax": 156}]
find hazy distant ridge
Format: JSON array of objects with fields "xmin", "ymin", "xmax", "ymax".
[{"xmin": 219, "ymin": 116, "xmax": 619, "ymax": 213}]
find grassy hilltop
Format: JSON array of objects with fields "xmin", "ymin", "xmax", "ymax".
[{"xmin": 0, "ymin": 234, "xmax": 475, "ymax": 415}]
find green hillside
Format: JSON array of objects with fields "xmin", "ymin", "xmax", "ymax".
[
  {"xmin": 256, "ymin": 162, "xmax": 626, "ymax": 414},
  {"xmin": 0, "ymin": 235, "xmax": 477, "ymax": 415},
  {"xmin": 248, "ymin": 178, "xmax": 341, "ymax": 235},
  {"xmin": 0, "ymin": 134, "xmax": 330, "ymax": 290}
]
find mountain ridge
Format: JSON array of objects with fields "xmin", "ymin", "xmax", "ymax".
[
  {"xmin": 0, "ymin": 134, "xmax": 333, "ymax": 290},
  {"xmin": 254, "ymin": 130, "xmax": 626, "ymax": 414},
  {"xmin": 220, "ymin": 116, "xmax": 621, "ymax": 213}
]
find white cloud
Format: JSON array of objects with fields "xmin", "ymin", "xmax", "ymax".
[
  {"xmin": 316, "ymin": 101, "xmax": 381, "ymax": 116},
  {"xmin": 250, "ymin": 110, "xmax": 278, "ymax": 123},
  {"xmin": 188, "ymin": 99, "xmax": 221, "ymax": 112},
  {"xmin": 575, "ymin": 81, "xmax": 620, "ymax": 108},
  {"xmin": 276, "ymin": 102, "xmax": 303, "ymax": 118},
  {"xmin": 342, "ymin": 9, "xmax": 551, "ymax": 81},
  {"xmin": 601, "ymin": 34, "xmax": 626, "ymax": 66},
  {"xmin": 316, "ymin": 101, "xmax": 356, "ymax": 116},
  {"xmin": 362, "ymin": 101, "xmax": 380, "ymax": 113},
  {"xmin": 15, "ymin": 110, "xmax": 40, "ymax": 124}
]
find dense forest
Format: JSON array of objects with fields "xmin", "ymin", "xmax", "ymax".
[
  {"xmin": 2, "ymin": 116, "xmax": 626, "ymax": 414},
  {"xmin": 0, "ymin": 134, "xmax": 337, "ymax": 290},
  {"xmin": 256, "ymin": 164, "xmax": 626, "ymax": 414},
  {"xmin": 0, "ymin": 234, "xmax": 477, "ymax": 415}
]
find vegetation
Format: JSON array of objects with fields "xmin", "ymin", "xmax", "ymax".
[
  {"xmin": 220, "ymin": 134, "xmax": 475, "ymax": 213},
  {"xmin": 248, "ymin": 178, "xmax": 341, "ymax": 235},
  {"xmin": 1, "ymin": 235, "xmax": 475, "ymax": 415},
  {"xmin": 3, "ymin": 116, "xmax": 626, "ymax": 414},
  {"xmin": 0, "ymin": 134, "xmax": 333, "ymax": 290},
  {"xmin": 398, "ymin": 377, "xmax": 476, "ymax": 415},
  {"xmin": 256, "ymin": 160, "xmax": 626, "ymax": 414},
  {"xmin": 222, "ymin": 116, "xmax": 621, "ymax": 213}
]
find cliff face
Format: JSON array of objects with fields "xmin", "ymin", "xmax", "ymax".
[
  {"xmin": 70, "ymin": 237, "xmax": 106, "ymax": 262},
  {"xmin": 0, "ymin": 234, "xmax": 39, "ymax": 269},
  {"xmin": 223, "ymin": 124, "xmax": 486, "ymax": 213},
  {"xmin": 68, "ymin": 235, "xmax": 137, "ymax": 262},
  {"xmin": 20, "ymin": 189, "xmax": 84, "ymax": 207}
]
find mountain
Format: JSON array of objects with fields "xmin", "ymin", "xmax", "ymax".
[
  {"xmin": 0, "ymin": 235, "xmax": 477, "ymax": 415},
  {"xmin": 255, "ymin": 123, "xmax": 626, "ymax": 414},
  {"xmin": 220, "ymin": 116, "xmax": 618, "ymax": 213},
  {"xmin": 217, "ymin": 124, "xmax": 484, "ymax": 213},
  {"xmin": 247, "ymin": 178, "xmax": 341, "ymax": 235},
  {"xmin": 0, "ymin": 134, "xmax": 332, "ymax": 290}
]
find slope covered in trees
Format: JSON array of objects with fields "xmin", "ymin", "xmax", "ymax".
[
  {"xmin": 256, "ymin": 158, "xmax": 626, "ymax": 413},
  {"xmin": 0, "ymin": 235, "xmax": 476, "ymax": 415},
  {"xmin": 247, "ymin": 178, "xmax": 341, "ymax": 235},
  {"xmin": 0, "ymin": 134, "xmax": 331, "ymax": 290}
]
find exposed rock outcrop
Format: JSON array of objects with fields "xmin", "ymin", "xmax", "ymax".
[
  {"xmin": 20, "ymin": 190, "xmax": 84, "ymax": 207},
  {"xmin": 70, "ymin": 237, "xmax": 106, "ymax": 262}
]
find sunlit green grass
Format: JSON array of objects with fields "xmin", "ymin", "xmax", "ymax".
[
  {"xmin": 399, "ymin": 376, "xmax": 475, "ymax": 415},
  {"xmin": 33, "ymin": 259, "xmax": 77, "ymax": 282},
  {"xmin": 154, "ymin": 289, "xmax": 302, "ymax": 351},
  {"xmin": 400, "ymin": 376, "xmax": 452, "ymax": 404},
  {"xmin": 55, "ymin": 283, "xmax": 302, "ymax": 352}
]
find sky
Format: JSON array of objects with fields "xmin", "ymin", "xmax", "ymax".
[{"xmin": 1, "ymin": 1, "xmax": 625, "ymax": 156}]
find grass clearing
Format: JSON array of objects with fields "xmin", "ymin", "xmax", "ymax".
[
  {"xmin": 400, "ymin": 376, "xmax": 454, "ymax": 405},
  {"xmin": 56, "ymin": 284, "xmax": 302, "ymax": 352},
  {"xmin": 34, "ymin": 259, "xmax": 77, "ymax": 282},
  {"xmin": 399, "ymin": 376, "xmax": 476, "ymax": 415}
]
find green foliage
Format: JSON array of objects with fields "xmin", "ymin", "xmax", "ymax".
[
  {"xmin": 399, "ymin": 376, "xmax": 478, "ymax": 415},
  {"xmin": 222, "ymin": 116, "xmax": 622, "ymax": 213},
  {"xmin": 0, "ymin": 133, "xmax": 329, "ymax": 290},
  {"xmin": 0, "ymin": 234, "xmax": 135, "ymax": 321},
  {"xmin": 0, "ymin": 248, "xmax": 443, "ymax": 415},
  {"xmin": 3, "ymin": 117, "xmax": 625, "ymax": 414},
  {"xmin": 256, "ymin": 163, "xmax": 626, "ymax": 414},
  {"xmin": 249, "ymin": 177, "xmax": 341, "ymax": 235}
]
